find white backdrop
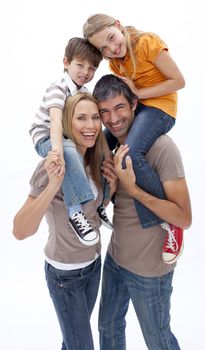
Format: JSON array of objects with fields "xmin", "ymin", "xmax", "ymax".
[{"xmin": 1, "ymin": 0, "xmax": 205, "ymax": 349}]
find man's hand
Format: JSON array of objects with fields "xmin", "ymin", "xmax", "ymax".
[{"xmin": 114, "ymin": 145, "xmax": 137, "ymax": 197}]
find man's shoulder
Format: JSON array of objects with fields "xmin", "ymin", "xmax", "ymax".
[
  {"xmin": 146, "ymin": 135, "xmax": 182, "ymax": 165},
  {"xmin": 151, "ymin": 134, "xmax": 177, "ymax": 150}
]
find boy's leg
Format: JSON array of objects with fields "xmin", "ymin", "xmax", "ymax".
[
  {"xmin": 99, "ymin": 254, "xmax": 130, "ymax": 350},
  {"xmin": 125, "ymin": 104, "xmax": 175, "ymax": 228},
  {"xmin": 35, "ymin": 137, "xmax": 52, "ymax": 157},
  {"xmin": 45, "ymin": 258, "xmax": 101, "ymax": 350},
  {"xmin": 125, "ymin": 268, "xmax": 180, "ymax": 349},
  {"xmin": 62, "ymin": 138, "xmax": 94, "ymax": 209},
  {"xmin": 97, "ymin": 177, "xmax": 113, "ymax": 229}
]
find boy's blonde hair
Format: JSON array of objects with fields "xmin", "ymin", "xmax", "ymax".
[
  {"xmin": 62, "ymin": 92, "xmax": 109, "ymax": 188},
  {"xmin": 83, "ymin": 14, "xmax": 144, "ymax": 79}
]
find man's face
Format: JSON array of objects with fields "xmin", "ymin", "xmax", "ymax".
[{"xmin": 98, "ymin": 94, "xmax": 137, "ymax": 143}]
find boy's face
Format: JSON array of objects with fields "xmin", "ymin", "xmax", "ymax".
[{"xmin": 64, "ymin": 57, "xmax": 97, "ymax": 87}]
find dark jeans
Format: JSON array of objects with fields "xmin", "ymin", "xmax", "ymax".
[
  {"xmin": 45, "ymin": 256, "xmax": 101, "ymax": 350},
  {"xmin": 99, "ymin": 254, "xmax": 180, "ymax": 350}
]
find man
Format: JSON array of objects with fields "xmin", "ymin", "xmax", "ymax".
[{"xmin": 93, "ymin": 74, "xmax": 192, "ymax": 349}]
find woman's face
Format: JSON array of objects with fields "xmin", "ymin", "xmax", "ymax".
[
  {"xmin": 71, "ymin": 99, "xmax": 101, "ymax": 154},
  {"xmin": 89, "ymin": 23, "xmax": 127, "ymax": 59}
]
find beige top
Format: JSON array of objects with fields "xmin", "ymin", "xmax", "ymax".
[
  {"xmin": 29, "ymin": 161, "xmax": 102, "ymax": 264},
  {"xmin": 108, "ymin": 135, "xmax": 185, "ymax": 277}
]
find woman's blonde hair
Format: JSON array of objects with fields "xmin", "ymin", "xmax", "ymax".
[
  {"xmin": 83, "ymin": 13, "xmax": 144, "ymax": 79},
  {"xmin": 62, "ymin": 92, "xmax": 109, "ymax": 188}
]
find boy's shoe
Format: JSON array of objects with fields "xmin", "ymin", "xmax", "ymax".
[
  {"xmin": 97, "ymin": 205, "xmax": 113, "ymax": 230},
  {"xmin": 161, "ymin": 222, "xmax": 184, "ymax": 264},
  {"xmin": 69, "ymin": 211, "xmax": 99, "ymax": 246}
]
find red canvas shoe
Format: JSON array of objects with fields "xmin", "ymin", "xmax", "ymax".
[{"xmin": 161, "ymin": 223, "xmax": 184, "ymax": 264}]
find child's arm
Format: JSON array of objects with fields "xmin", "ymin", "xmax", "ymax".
[
  {"xmin": 50, "ymin": 107, "xmax": 65, "ymax": 174},
  {"xmin": 119, "ymin": 50, "xmax": 185, "ymax": 99}
]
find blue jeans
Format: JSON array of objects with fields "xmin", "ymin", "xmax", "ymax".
[
  {"xmin": 99, "ymin": 254, "xmax": 180, "ymax": 350},
  {"xmin": 36, "ymin": 137, "xmax": 95, "ymax": 209},
  {"xmin": 45, "ymin": 256, "xmax": 101, "ymax": 350},
  {"xmin": 104, "ymin": 103, "xmax": 175, "ymax": 228}
]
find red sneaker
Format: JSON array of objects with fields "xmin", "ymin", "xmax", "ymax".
[{"xmin": 161, "ymin": 223, "xmax": 184, "ymax": 264}]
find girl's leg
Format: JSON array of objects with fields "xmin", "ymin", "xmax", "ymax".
[
  {"xmin": 103, "ymin": 128, "xmax": 118, "ymax": 150},
  {"xmin": 125, "ymin": 104, "xmax": 175, "ymax": 228}
]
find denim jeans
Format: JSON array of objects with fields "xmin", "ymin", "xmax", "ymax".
[
  {"xmin": 36, "ymin": 137, "xmax": 109, "ymax": 211},
  {"xmin": 99, "ymin": 254, "xmax": 180, "ymax": 350},
  {"xmin": 45, "ymin": 256, "xmax": 101, "ymax": 350},
  {"xmin": 104, "ymin": 103, "xmax": 175, "ymax": 228}
]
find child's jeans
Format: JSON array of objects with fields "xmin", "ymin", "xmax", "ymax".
[
  {"xmin": 105, "ymin": 103, "xmax": 175, "ymax": 228},
  {"xmin": 36, "ymin": 137, "xmax": 96, "ymax": 211}
]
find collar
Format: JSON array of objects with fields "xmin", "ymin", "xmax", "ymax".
[{"xmin": 63, "ymin": 71, "xmax": 88, "ymax": 96}]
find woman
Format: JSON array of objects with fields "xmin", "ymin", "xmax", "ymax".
[{"xmin": 13, "ymin": 92, "xmax": 115, "ymax": 350}]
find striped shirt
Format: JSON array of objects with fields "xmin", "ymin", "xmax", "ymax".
[{"xmin": 29, "ymin": 72, "xmax": 88, "ymax": 145}]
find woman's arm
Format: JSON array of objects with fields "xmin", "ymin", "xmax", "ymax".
[{"xmin": 13, "ymin": 152, "xmax": 64, "ymax": 240}]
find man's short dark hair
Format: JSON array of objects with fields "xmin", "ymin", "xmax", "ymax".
[{"xmin": 93, "ymin": 74, "xmax": 137, "ymax": 107}]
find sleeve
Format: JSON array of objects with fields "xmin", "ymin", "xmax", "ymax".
[
  {"xmin": 29, "ymin": 160, "xmax": 49, "ymax": 198},
  {"xmin": 44, "ymin": 83, "xmax": 67, "ymax": 111},
  {"xmin": 151, "ymin": 136, "xmax": 185, "ymax": 182},
  {"xmin": 138, "ymin": 34, "xmax": 168, "ymax": 63}
]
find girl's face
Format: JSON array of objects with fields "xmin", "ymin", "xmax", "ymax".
[
  {"xmin": 89, "ymin": 22, "xmax": 127, "ymax": 59},
  {"xmin": 71, "ymin": 99, "xmax": 101, "ymax": 155}
]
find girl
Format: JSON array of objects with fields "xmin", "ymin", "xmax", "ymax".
[{"xmin": 83, "ymin": 13, "xmax": 185, "ymax": 264}]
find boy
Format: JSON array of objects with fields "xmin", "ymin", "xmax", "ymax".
[{"xmin": 29, "ymin": 37, "xmax": 112, "ymax": 247}]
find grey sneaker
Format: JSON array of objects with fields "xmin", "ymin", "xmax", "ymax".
[
  {"xmin": 97, "ymin": 205, "xmax": 113, "ymax": 230},
  {"xmin": 69, "ymin": 211, "xmax": 99, "ymax": 246}
]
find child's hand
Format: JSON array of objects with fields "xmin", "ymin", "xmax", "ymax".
[
  {"xmin": 50, "ymin": 149, "xmax": 65, "ymax": 177},
  {"xmin": 116, "ymin": 75, "xmax": 139, "ymax": 97},
  {"xmin": 45, "ymin": 151, "xmax": 65, "ymax": 190}
]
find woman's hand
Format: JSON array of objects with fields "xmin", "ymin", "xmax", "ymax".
[
  {"xmin": 101, "ymin": 156, "xmax": 118, "ymax": 199},
  {"xmin": 45, "ymin": 151, "xmax": 65, "ymax": 191},
  {"xmin": 113, "ymin": 145, "xmax": 137, "ymax": 197}
]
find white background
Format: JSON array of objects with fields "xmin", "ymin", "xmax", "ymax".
[{"xmin": 1, "ymin": 0, "xmax": 205, "ymax": 349}]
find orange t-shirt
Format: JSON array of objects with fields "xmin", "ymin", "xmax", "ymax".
[{"xmin": 109, "ymin": 34, "xmax": 177, "ymax": 118}]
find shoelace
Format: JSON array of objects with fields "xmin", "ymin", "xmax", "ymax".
[
  {"xmin": 161, "ymin": 223, "xmax": 178, "ymax": 252},
  {"xmin": 72, "ymin": 212, "xmax": 92, "ymax": 235}
]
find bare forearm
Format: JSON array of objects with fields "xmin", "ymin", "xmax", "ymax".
[
  {"xmin": 13, "ymin": 184, "xmax": 58, "ymax": 240},
  {"xmin": 131, "ymin": 185, "xmax": 191, "ymax": 229},
  {"xmin": 50, "ymin": 108, "xmax": 63, "ymax": 153},
  {"xmin": 137, "ymin": 78, "xmax": 185, "ymax": 99}
]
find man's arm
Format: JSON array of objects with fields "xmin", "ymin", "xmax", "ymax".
[
  {"xmin": 113, "ymin": 145, "xmax": 192, "ymax": 229},
  {"xmin": 13, "ymin": 152, "xmax": 64, "ymax": 240}
]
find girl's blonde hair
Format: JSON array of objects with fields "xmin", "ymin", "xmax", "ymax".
[
  {"xmin": 83, "ymin": 13, "xmax": 144, "ymax": 79},
  {"xmin": 62, "ymin": 92, "xmax": 109, "ymax": 189}
]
